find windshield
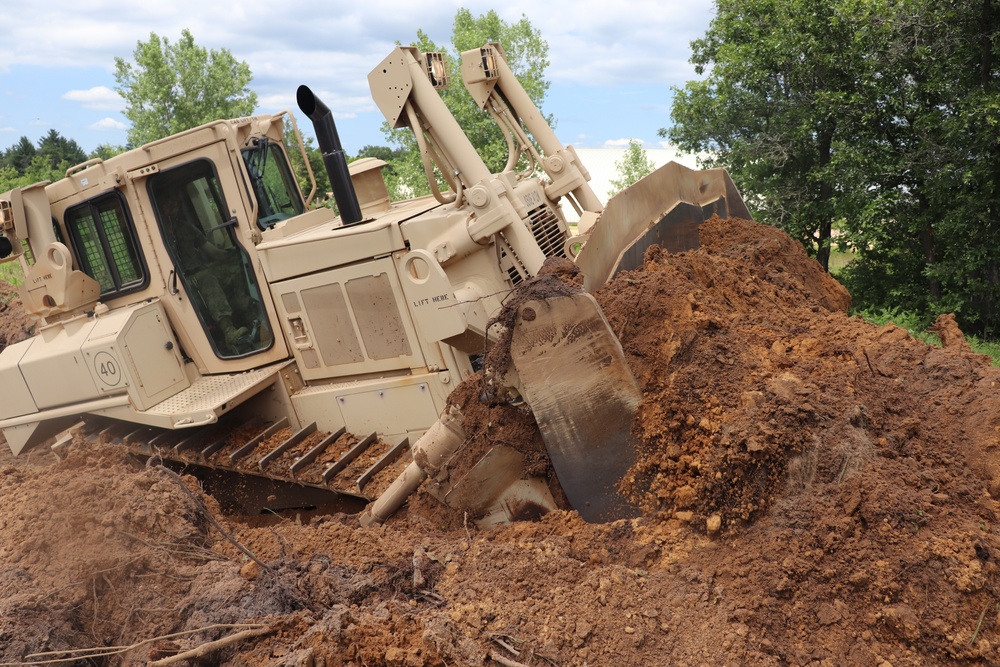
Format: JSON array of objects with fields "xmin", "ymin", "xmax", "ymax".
[{"xmin": 242, "ymin": 138, "xmax": 305, "ymax": 229}]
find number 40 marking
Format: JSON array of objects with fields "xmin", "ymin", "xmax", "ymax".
[{"xmin": 93, "ymin": 351, "xmax": 122, "ymax": 387}]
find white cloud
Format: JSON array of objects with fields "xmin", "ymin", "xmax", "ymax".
[
  {"xmin": 89, "ymin": 117, "xmax": 126, "ymax": 131},
  {"xmin": 256, "ymin": 92, "xmax": 372, "ymax": 119},
  {"xmin": 0, "ymin": 126, "xmax": 15, "ymax": 133},
  {"xmin": 1, "ymin": 1, "xmax": 713, "ymax": 86},
  {"xmin": 603, "ymin": 138, "xmax": 643, "ymax": 148},
  {"xmin": 0, "ymin": 1, "xmax": 715, "ymax": 151},
  {"xmin": 63, "ymin": 87, "xmax": 123, "ymax": 111}
]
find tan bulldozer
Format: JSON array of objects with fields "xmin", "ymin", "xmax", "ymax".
[{"xmin": 0, "ymin": 43, "xmax": 749, "ymax": 526}]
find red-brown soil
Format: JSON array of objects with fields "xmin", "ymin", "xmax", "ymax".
[{"xmin": 2, "ymin": 217, "xmax": 1000, "ymax": 666}]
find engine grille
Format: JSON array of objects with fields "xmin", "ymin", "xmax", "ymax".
[
  {"xmin": 526, "ymin": 203, "xmax": 568, "ymax": 258},
  {"xmin": 498, "ymin": 233, "xmax": 526, "ymax": 286}
]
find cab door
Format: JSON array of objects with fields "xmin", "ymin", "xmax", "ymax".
[{"xmin": 145, "ymin": 143, "xmax": 288, "ymax": 373}]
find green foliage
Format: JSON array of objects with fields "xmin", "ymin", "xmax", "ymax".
[
  {"xmin": 967, "ymin": 336, "xmax": 1000, "ymax": 366},
  {"xmin": 37, "ymin": 129, "xmax": 87, "ymax": 169},
  {"xmin": 668, "ymin": 0, "xmax": 1000, "ymax": 338},
  {"xmin": 608, "ymin": 141, "xmax": 657, "ymax": 197},
  {"xmin": 827, "ymin": 247, "xmax": 855, "ymax": 276},
  {"xmin": 282, "ymin": 124, "xmax": 331, "ymax": 206},
  {"xmin": 853, "ymin": 306, "xmax": 1000, "ymax": 366},
  {"xmin": 89, "ymin": 144, "xmax": 128, "ymax": 161},
  {"xmin": 382, "ymin": 10, "xmax": 550, "ymax": 197},
  {"xmin": 114, "ymin": 29, "xmax": 257, "ymax": 146},
  {"xmin": 1, "ymin": 130, "xmax": 89, "ymax": 189},
  {"xmin": 2, "ymin": 136, "xmax": 38, "ymax": 173},
  {"xmin": 853, "ymin": 307, "xmax": 939, "ymax": 346},
  {"xmin": 0, "ymin": 261, "xmax": 23, "ymax": 287},
  {"xmin": 0, "ymin": 152, "xmax": 76, "ymax": 193},
  {"xmin": 834, "ymin": 0, "xmax": 1000, "ymax": 338},
  {"xmin": 665, "ymin": 0, "xmax": 861, "ymax": 270}
]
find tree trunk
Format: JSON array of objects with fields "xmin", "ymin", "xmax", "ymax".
[
  {"xmin": 815, "ymin": 119, "xmax": 835, "ymax": 272},
  {"xmin": 916, "ymin": 191, "xmax": 941, "ymax": 301}
]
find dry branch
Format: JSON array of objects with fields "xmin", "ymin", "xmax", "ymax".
[{"xmin": 146, "ymin": 626, "xmax": 272, "ymax": 666}]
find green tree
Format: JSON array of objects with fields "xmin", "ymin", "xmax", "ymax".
[
  {"xmin": 1, "ymin": 131, "xmax": 88, "ymax": 188},
  {"xmin": 665, "ymin": 0, "xmax": 862, "ymax": 271},
  {"xmin": 90, "ymin": 144, "xmax": 128, "ymax": 161},
  {"xmin": 2, "ymin": 137, "xmax": 37, "ymax": 173},
  {"xmin": 668, "ymin": 0, "xmax": 1000, "ymax": 337},
  {"xmin": 37, "ymin": 129, "xmax": 87, "ymax": 171},
  {"xmin": 608, "ymin": 141, "xmax": 657, "ymax": 197},
  {"xmin": 0, "ymin": 156, "xmax": 65, "ymax": 192},
  {"xmin": 282, "ymin": 124, "xmax": 330, "ymax": 207},
  {"xmin": 382, "ymin": 10, "xmax": 550, "ymax": 197},
  {"xmin": 836, "ymin": 0, "xmax": 1000, "ymax": 335},
  {"xmin": 114, "ymin": 29, "xmax": 257, "ymax": 146}
]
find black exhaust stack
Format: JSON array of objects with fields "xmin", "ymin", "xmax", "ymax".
[{"xmin": 296, "ymin": 85, "xmax": 364, "ymax": 225}]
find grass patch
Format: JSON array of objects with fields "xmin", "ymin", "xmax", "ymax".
[
  {"xmin": 0, "ymin": 261, "xmax": 23, "ymax": 287},
  {"xmin": 855, "ymin": 306, "xmax": 1000, "ymax": 366},
  {"xmin": 827, "ymin": 249, "xmax": 855, "ymax": 276},
  {"xmin": 855, "ymin": 307, "xmax": 941, "ymax": 346},
  {"xmin": 967, "ymin": 335, "xmax": 1000, "ymax": 365}
]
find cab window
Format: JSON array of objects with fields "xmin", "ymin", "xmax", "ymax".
[
  {"xmin": 241, "ymin": 138, "xmax": 305, "ymax": 229},
  {"xmin": 65, "ymin": 192, "xmax": 146, "ymax": 297}
]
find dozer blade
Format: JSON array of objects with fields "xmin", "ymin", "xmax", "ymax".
[
  {"xmin": 575, "ymin": 161, "xmax": 750, "ymax": 292},
  {"xmin": 510, "ymin": 292, "xmax": 642, "ymax": 522}
]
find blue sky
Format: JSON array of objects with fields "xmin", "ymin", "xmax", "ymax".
[{"xmin": 0, "ymin": 0, "xmax": 716, "ymax": 156}]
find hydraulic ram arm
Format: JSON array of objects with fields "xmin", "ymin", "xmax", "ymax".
[{"xmin": 460, "ymin": 43, "xmax": 604, "ymax": 217}]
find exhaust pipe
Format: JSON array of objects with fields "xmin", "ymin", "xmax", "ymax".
[{"xmin": 296, "ymin": 85, "xmax": 364, "ymax": 225}]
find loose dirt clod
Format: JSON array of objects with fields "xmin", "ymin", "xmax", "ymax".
[{"xmin": 2, "ymin": 218, "xmax": 1000, "ymax": 665}]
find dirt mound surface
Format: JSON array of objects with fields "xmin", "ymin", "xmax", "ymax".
[
  {"xmin": 0, "ymin": 282, "xmax": 33, "ymax": 348},
  {"xmin": 2, "ymin": 217, "xmax": 1000, "ymax": 665}
]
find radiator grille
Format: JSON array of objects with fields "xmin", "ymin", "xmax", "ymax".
[
  {"xmin": 526, "ymin": 203, "xmax": 568, "ymax": 258},
  {"xmin": 498, "ymin": 234, "xmax": 526, "ymax": 286}
]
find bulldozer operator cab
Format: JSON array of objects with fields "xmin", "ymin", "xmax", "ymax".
[{"xmin": 35, "ymin": 117, "xmax": 307, "ymax": 378}]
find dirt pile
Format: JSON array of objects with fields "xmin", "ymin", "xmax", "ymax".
[
  {"xmin": 0, "ymin": 282, "xmax": 33, "ymax": 347},
  {"xmin": 1, "ymin": 217, "xmax": 1000, "ymax": 665}
]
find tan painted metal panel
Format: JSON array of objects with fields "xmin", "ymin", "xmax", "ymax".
[
  {"xmin": 0, "ymin": 338, "xmax": 38, "ymax": 419},
  {"xmin": 300, "ymin": 282, "xmax": 364, "ymax": 366},
  {"xmin": 257, "ymin": 216, "xmax": 407, "ymax": 282},
  {"xmin": 346, "ymin": 273, "xmax": 412, "ymax": 360},
  {"xmin": 19, "ymin": 319, "xmax": 104, "ymax": 410},
  {"xmin": 271, "ymin": 257, "xmax": 423, "ymax": 382},
  {"xmin": 291, "ymin": 373, "xmax": 444, "ymax": 438}
]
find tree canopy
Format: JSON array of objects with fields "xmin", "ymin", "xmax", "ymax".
[
  {"xmin": 381, "ymin": 9, "xmax": 550, "ymax": 197},
  {"xmin": 665, "ymin": 0, "xmax": 863, "ymax": 271},
  {"xmin": 0, "ymin": 130, "xmax": 90, "ymax": 192},
  {"xmin": 608, "ymin": 141, "xmax": 657, "ymax": 197},
  {"xmin": 114, "ymin": 29, "xmax": 258, "ymax": 146},
  {"xmin": 666, "ymin": 0, "xmax": 1000, "ymax": 337}
]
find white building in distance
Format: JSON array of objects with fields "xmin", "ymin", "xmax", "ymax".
[{"xmin": 562, "ymin": 147, "xmax": 703, "ymax": 222}]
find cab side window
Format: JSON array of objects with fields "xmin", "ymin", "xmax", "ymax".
[
  {"xmin": 241, "ymin": 139, "xmax": 306, "ymax": 229},
  {"xmin": 65, "ymin": 193, "xmax": 146, "ymax": 297}
]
